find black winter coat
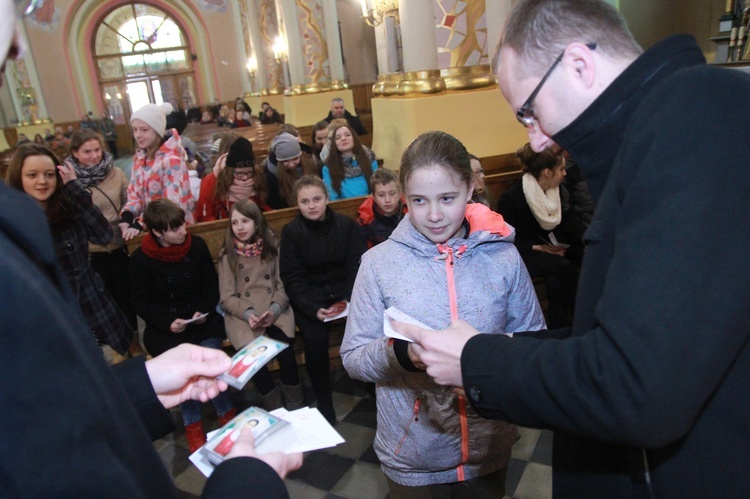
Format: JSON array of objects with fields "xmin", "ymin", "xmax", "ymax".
[
  {"xmin": 280, "ymin": 208, "xmax": 367, "ymax": 321},
  {"xmin": 497, "ymin": 181, "xmax": 584, "ymax": 266},
  {"xmin": 462, "ymin": 35, "xmax": 750, "ymax": 497},
  {"xmin": 130, "ymin": 235, "xmax": 224, "ymax": 356}
]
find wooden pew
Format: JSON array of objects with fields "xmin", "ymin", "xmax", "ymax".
[
  {"xmin": 124, "ymin": 195, "xmax": 366, "ymax": 261},
  {"xmin": 124, "ymin": 196, "xmax": 367, "ymax": 368}
]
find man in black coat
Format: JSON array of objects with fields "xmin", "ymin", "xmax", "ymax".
[
  {"xmin": 395, "ymin": 0, "xmax": 750, "ymax": 497},
  {"xmin": 0, "ymin": 2, "xmax": 300, "ymax": 496},
  {"xmin": 323, "ymin": 97, "xmax": 368, "ymax": 136}
]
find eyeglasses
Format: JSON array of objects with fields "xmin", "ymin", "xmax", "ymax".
[
  {"xmin": 516, "ymin": 43, "xmax": 596, "ymax": 129},
  {"xmin": 233, "ymin": 170, "xmax": 254, "ymax": 180},
  {"xmin": 15, "ymin": 0, "xmax": 43, "ymax": 16}
]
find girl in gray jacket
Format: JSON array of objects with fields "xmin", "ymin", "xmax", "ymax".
[{"xmin": 341, "ymin": 131, "xmax": 545, "ymax": 497}]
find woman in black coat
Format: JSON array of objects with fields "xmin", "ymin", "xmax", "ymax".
[
  {"xmin": 280, "ymin": 176, "xmax": 367, "ymax": 422},
  {"xmin": 497, "ymin": 144, "xmax": 583, "ymax": 329},
  {"xmin": 129, "ymin": 199, "xmax": 235, "ymax": 452}
]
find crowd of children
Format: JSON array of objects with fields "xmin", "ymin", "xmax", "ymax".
[{"xmin": 5, "ymin": 97, "xmax": 587, "ymax": 492}]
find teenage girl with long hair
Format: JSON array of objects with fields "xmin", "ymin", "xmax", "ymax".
[{"xmin": 218, "ymin": 199, "xmax": 303, "ymax": 410}]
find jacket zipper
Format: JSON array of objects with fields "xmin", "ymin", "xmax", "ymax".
[
  {"xmin": 394, "ymin": 398, "xmax": 421, "ymax": 456},
  {"xmin": 438, "ymin": 244, "xmax": 469, "ymax": 481}
]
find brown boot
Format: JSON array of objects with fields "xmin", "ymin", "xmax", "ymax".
[
  {"xmin": 282, "ymin": 384, "xmax": 305, "ymax": 410},
  {"xmin": 217, "ymin": 407, "xmax": 237, "ymax": 426},
  {"xmin": 184, "ymin": 421, "xmax": 206, "ymax": 453}
]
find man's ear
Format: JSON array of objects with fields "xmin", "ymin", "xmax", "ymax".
[
  {"xmin": 151, "ymin": 229, "xmax": 163, "ymax": 239},
  {"xmin": 563, "ymin": 42, "xmax": 597, "ymax": 90}
]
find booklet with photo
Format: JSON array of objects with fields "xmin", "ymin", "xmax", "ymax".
[
  {"xmin": 383, "ymin": 306, "xmax": 434, "ymax": 343},
  {"xmin": 323, "ymin": 301, "xmax": 349, "ymax": 322},
  {"xmin": 189, "ymin": 407, "xmax": 346, "ymax": 477},
  {"xmin": 218, "ymin": 335, "xmax": 289, "ymax": 390},
  {"xmin": 202, "ymin": 406, "xmax": 295, "ymax": 466}
]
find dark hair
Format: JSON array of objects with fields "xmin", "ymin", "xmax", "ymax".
[
  {"xmin": 495, "ymin": 0, "xmax": 642, "ymax": 78},
  {"xmin": 369, "ymin": 167, "xmax": 398, "ymax": 191},
  {"xmin": 143, "ymin": 198, "xmax": 185, "ymax": 234},
  {"xmin": 213, "ymin": 133, "xmax": 241, "ymax": 198},
  {"xmin": 292, "ymin": 175, "xmax": 328, "ymax": 203},
  {"xmin": 326, "ymin": 124, "xmax": 373, "ymax": 197},
  {"xmin": 311, "ymin": 121, "xmax": 329, "ymax": 142},
  {"xmin": 166, "ymin": 108, "xmax": 189, "ymax": 135},
  {"xmin": 515, "ymin": 143, "xmax": 564, "ymax": 179},
  {"xmin": 276, "ymin": 153, "xmax": 317, "ymax": 207},
  {"xmin": 399, "ymin": 131, "xmax": 473, "ymax": 190},
  {"xmin": 223, "ymin": 199, "xmax": 278, "ymax": 270},
  {"xmin": 69, "ymin": 129, "xmax": 105, "ymax": 153},
  {"xmin": 6, "ymin": 143, "xmax": 78, "ymax": 234},
  {"xmin": 214, "ymin": 147, "xmax": 268, "ymax": 205}
]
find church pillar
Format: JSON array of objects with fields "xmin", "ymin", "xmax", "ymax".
[{"xmin": 369, "ymin": 0, "xmax": 527, "ymax": 171}]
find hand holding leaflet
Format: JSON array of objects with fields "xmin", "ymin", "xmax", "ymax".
[
  {"xmin": 383, "ymin": 306, "xmax": 433, "ymax": 343},
  {"xmin": 180, "ymin": 312, "xmax": 209, "ymax": 325}
]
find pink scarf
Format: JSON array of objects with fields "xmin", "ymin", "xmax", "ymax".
[{"xmin": 227, "ymin": 177, "xmax": 256, "ymax": 203}]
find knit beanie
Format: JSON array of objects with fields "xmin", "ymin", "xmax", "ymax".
[
  {"xmin": 131, "ymin": 102, "xmax": 174, "ymax": 136},
  {"xmin": 226, "ymin": 137, "xmax": 255, "ymax": 168},
  {"xmin": 210, "ymin": 138, "xmax": 222, "ymax": 155},
  {"xmin": 271, "ymin": 132, "xmax": 302, "ymax": 161}
]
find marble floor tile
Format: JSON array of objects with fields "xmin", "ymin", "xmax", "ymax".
[
  {"xmin": 325, "ymin": 421, "xmax": 377, "ymax": 460},
  {"xmin": 330, "ymin": 461, "xmax": 389, "ymax": 499},
  {"xmin": 512, "ymin": 426, "xmax": 542, "ymax": 461},
  {"xmin": 512, "ymin": 461, "xmax": 552, "ymax": 499}
]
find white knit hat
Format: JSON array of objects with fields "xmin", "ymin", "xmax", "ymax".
[{"xmin": 131, "ymin": 102, "xmax": 174, "ymax": 136}]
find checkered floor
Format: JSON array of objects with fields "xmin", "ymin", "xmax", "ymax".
[{"xmin": 155, "ymin": 367, "xmax": 552, "ymax": 499}]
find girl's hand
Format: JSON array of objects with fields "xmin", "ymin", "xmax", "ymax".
[
  {"xmin": 121, "ymin": 226, "xmax": 141, "ymax": 241},
  {"xmin": 191, "ymin": 311, "xmax": 207, "ymax": 325},
  {"xmin": 214, "ymin": 153, "xmax": 228, "ymax": 173},
  {"xmin": 257, "ymin": 310, "xmax": 277, "ymax": 328},
  {"xmin": 57, "ymin": 163, "xmax": 77, "ymax": 184},
  {"xmin": 248, "ymin": 314, "xmax": 262, "ymax": 329},
  {"xmin": 316, "ymin": 308, "xmax": 330, "ymax": 321},
  {"xmin": 533, "ymin": 243, "xmax": 566, "ymax": 256},
  {"xmin": 407, "ymin": 343, "xmax": 427, "ymax": 370},
  {"xmin": 170, "ymin": 319, "xmax": 187, "ymax": 334}
]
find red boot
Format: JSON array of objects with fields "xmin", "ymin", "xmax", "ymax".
[
  {"xmin": 217, "ymin": 407, "xmax": 237, "ymax": 427},
  {"xmin": 185, "ymin": 421, "xmax": 206, "ymax": 453}
]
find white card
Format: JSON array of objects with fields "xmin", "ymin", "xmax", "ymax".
[
  {"xmin": 180, "ymin": 312, "xmax": 209, "ymax": 325},
  {"xmin": 383, "ymin": 306, "xmax": 433, "ymax": 343}
]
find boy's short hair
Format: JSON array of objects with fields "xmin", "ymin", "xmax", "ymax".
[
  {"xmin": 369, "ymin": 168, "xmax": 399, "ymax": 192},
  {"xmin": 144, "ymin": 199, "xmax": 185, "ymax": 233}
]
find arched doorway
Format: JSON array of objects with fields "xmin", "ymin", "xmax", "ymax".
[{"xmin": 93, "ymin": 2, "xmax": 197, "ymax": 129}]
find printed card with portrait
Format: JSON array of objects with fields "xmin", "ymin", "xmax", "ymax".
[
  {"xmin": 202, "ymin": 406, "xmax": 293, "ymax": 465},
  {"xmin": 218, "ymin": 335, "xmax": 289, "ymax": 390}
]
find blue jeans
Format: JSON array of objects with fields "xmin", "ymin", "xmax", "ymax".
[{"xmin": 180, "ymin": 337, "xmax": 234, "ymax": 426}]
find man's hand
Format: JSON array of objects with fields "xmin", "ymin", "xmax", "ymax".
[
  {"xmin": 145, "ymin": 344, "xmax": 232, "ymax": 409},
  {"xmin": 393, "ymin": 319, "xmax": 481, "ymax": 387},
  {"xmin": 226, "ymin": 427, "xmax": 303, "ymax": 479}
]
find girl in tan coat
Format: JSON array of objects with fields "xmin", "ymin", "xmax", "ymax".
[{"xmin": 218, "ymin": 199, "xmax": 303, "ymax": 410}]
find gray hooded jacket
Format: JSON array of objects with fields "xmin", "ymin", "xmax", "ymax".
[{"xmin": 341, "ymin": 204, "xmax": 545, "ymax": 486}]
